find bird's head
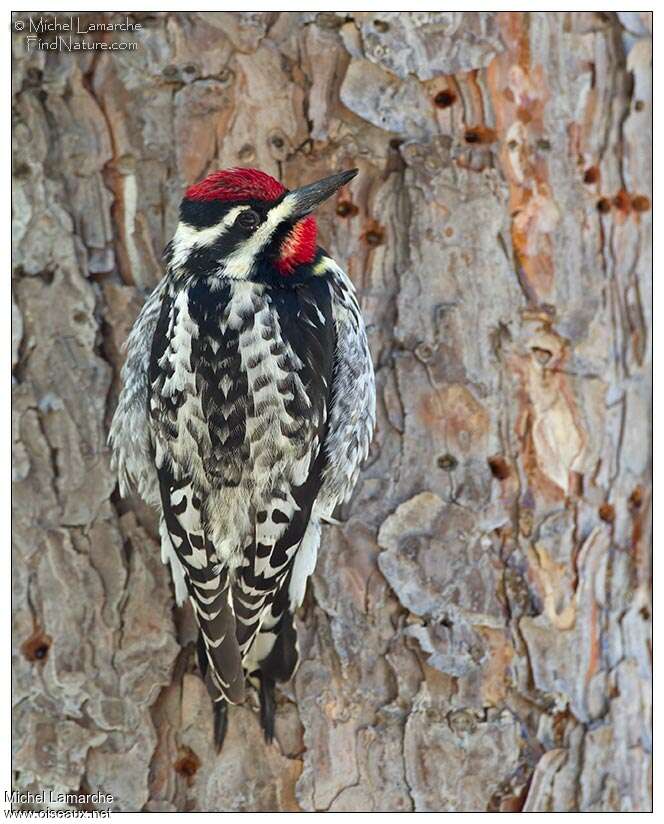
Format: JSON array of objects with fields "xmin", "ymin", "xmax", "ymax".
[{"xmin": 168, "ymin": 167, "xmax": 358, "ymax": 282}]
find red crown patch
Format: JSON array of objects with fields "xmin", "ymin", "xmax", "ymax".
[{"xmin": 185, "ymin": 168, "xmax": 287, "ymax": 203}]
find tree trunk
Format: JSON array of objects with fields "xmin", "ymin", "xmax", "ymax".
[{"xmin": 12, "ymin": 11, "xmax": 651, "ymax": 812}]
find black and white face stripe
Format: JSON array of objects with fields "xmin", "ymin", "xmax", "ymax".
[
  {"xmin": 169, "ymin": 193, "xmax": 302, "ymax": 280},
  {"xmin": 169, "ymin": 204, "xmax": 253, "ymax": 270}
]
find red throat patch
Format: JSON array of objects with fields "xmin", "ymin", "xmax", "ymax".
[
  {"xmin": 185, "ymin": 168, "xmax": 318, "ymax": 276},
  {"xmin": 185, "ymin": 168, "xmax": 286, "ymax": 202},
  {"xmin": 276, "ymin": 217, "xmax": 318, "ymax": 276}
]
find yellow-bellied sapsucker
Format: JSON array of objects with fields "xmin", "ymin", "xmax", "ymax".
[{"xmin": 109, "ymin": 167, "xmax": 375, "ymax": 746}]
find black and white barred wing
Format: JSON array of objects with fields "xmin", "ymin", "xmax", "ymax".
[
  {"xmin": 108, "ymin": 279, "xmax": 188, "ymax": 604},
  {"xmin": 108, "ymin": 279, "xmax": 166, "ymax": 506},
  {"xmin": 147, "ymin": 285, "xmax": 248, "ymax": 704},
  {"xmin": 230, "ymin": 282, "xmax": 335, "ymax": 677},
  {"xmin": 318, "ymin": 258, "xmax": 376, "ymax": 517},
  {"xmin": 248, "ymin": 260, "xmax": 375, "ymax": 682}
]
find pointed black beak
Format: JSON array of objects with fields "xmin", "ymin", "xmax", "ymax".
[{"xmin": 288, "ymin": 169, "xmax": 358, "ymax": 220}]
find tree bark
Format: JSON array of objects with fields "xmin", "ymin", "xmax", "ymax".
[{"xmin": 12, "ymin": 11, "xmax": 651, "ymax": 812}]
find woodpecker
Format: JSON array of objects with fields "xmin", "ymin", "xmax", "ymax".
[{"xmin": 109, "ymin": 167, "xmax": 375, "ymax": 746}]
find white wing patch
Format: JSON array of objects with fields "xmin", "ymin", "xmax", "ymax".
[
  {"xmin": 288, "ymin": 516, "xmax": 321, "ymax": 610},
  {"xmin": 160, "ymin": 516, "xmax": 188, "ymax": 606}
]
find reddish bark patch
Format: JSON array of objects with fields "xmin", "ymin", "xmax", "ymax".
[
  {"xmin": 363, "ymin": 223, "xmax": 385, "ymax": 247},
  {"xmin": 613, "ymin": 189, "xmax": 631, "ymax": 212},
  {"xmin": 174, "ymin": 747, "xmax": 201, "ymax": 786},
  {"xmin": 21, "ymin": 630, "xmax": 52, "ymax": 662},
  {"xmin": 464, "ymin": 125, "xmax": 497, "ymax": 144},
  {"xmin": 418, "ymin": 385, "xmax": 490, "ymax": 452},
  {"xmin": 516, "ymin": 106, "xmax": 532, "ymax": 124},
  {"xmin": 596, "ymin": 197, "xmax": 611, "ymax": 213},
  {"xmin": 434, "ymin": 89, "xmax": 456, "ymax": 108},
  {"xmin": 568, "ymin": 471, "xmax": 584, "ymax": 498},
  {"xmin": 598, "ymin": 502, "xmax": 615, "ymax": 523},
  {"xmin": 486, "ymin": 14, "xmax": 558, "ymax": 301},
  {"xmin": 629, "ymin": 486, "xmax": 644, "ymax": 511},
  {"xmin": 631, "ymin": 194, "xmax": 651, "ymax": 212},
  {"xmin": 505, "ymin": 321, "xmax": 585, "ymax": 501},
  {"xmin": 551, "ymin": 707, "xmax": 573, "ymax": 745},
  {"xmin": 583, "ymin": 166, "xmax": 599, "ymax": 184},
  {"xmin": 628, "ymin": 486, "xmax": 647, "ymax": 561},
  {"xmin": 488, "ymin": 455, "xmax": 511, "ymax": 481}
]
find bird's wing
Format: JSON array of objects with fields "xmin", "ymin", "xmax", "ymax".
[
  {"xmin": 234, "ymin": 448, "xmax": 327, "ymax": 670},
  {"xmin": 318, "ymin": 256, "xmax": 376, "ymax": 517},
  {"xmin": 108, "ymin": 278, "xmax": 167, "ymax": 506},
  {"xmin": 148, "ymin": 284, "xmax": 247, "ymax": 703},
  {"xmin": 246, "ymin": 258, "xmax": 376, "ymax": 684},
  {"xmin": 231, "ymin": 280, "xmax": 336, "ymax": 672}
]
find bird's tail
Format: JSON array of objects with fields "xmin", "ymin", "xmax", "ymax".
[
  {"xmin": 196, "ymin": 632, "xmax": 230, "ymax": 751},
  {"xmin": 187, "ymin": 566, "xmax": 245, "ymax": 703},
  {"xmin": 246, "ymin": 598, "xmax": 300, "ymax": 742}
]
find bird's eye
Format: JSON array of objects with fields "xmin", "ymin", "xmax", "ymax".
[{"xmin": 236, "ymin": 209, "xmax": 261, "ymax": 231}]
